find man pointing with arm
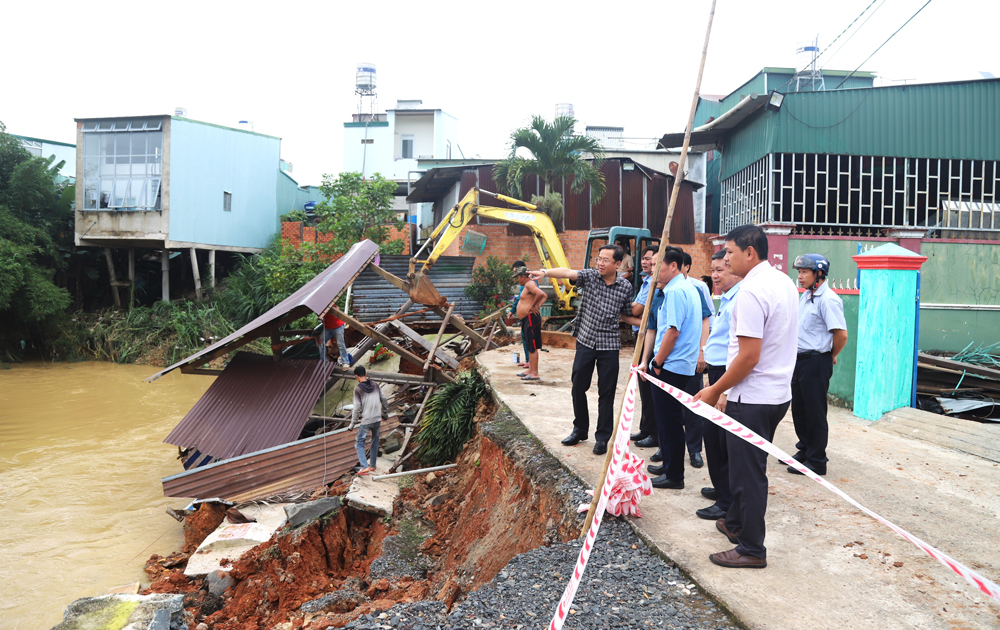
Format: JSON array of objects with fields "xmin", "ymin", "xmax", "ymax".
[{"xmin": 529, "ymin": 245, "xmax": 634, "ymax": 456}]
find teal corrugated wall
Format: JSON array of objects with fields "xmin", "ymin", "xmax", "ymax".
[
  {"xmin": 168, "ymin": 119, "xmax": 281, "ymax": 249},
  {"xmin": 720, "ymin": 79, "xmax": 1000, "ymax": 180}
]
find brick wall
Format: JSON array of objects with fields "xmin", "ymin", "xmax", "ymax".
[
  {"xmin": 281, "ymin": 222, "xmax": 412, "ymax": 256},
  {"xmin": 438, "ymin": 222, "xmax": 720, "ymax": 278}
]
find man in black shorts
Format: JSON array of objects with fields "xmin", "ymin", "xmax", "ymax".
[{"xmin": 514, "ymin": 265, "xmax": 547, "ymax": 380}]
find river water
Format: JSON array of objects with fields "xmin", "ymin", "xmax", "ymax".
[{"xmin": 0, "ymin": 361, "xmax": 214, "ymax": 629}]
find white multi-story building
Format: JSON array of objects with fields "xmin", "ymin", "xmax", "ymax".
[{"xmin": 342, "ymin": 100, "xmax": 458, "ymax": 182}]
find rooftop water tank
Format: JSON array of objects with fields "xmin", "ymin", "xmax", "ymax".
[
  {"xmin": 555, "ymin": 103, "xmax": 574, "ymax": 119},
  {"xmin": 174, "ymin": 107, "xmax": 188, "ymax": 117},
  {"xmin": 356, "ymin": 63, "xmax": 377, "ymax": 94}
]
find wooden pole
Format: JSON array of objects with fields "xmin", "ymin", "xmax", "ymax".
[
  {"xmin": 581, "ymin": 0, "xmax": 718, "ymax": 537},
  {"xmin": 388, "ymin": 385, "xmax": 435, "ymax": 473},
  {"xmin": 423, "ymin": 304, "xmax": 454, "ymax": 377}
]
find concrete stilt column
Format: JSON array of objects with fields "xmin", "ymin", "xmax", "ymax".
[
  {"xmin": 104, "ymin": 247, "xmax": 121, "ymax": 308},
  {"xmin": 852, "ymin": 243, "xmax": 927, "ymax": 421},
  {"xmin": 128, "ymin": 248, "xmax": 135, "ymax": 308},
  {"xmin": 208, "ymin": 249, "xmax": 216, "ymax": 290},
  {"xmin": 190, "ymin": 248, "xmax": 202, "ymax": 302},
  {"xmin": 161, "ymin": 250, "xmax": 171, "ymax": 302}
]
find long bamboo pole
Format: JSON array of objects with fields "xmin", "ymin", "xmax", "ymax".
[{"xmin": 581, "ymin": 0, "xmax": 718, "ymax": 537}]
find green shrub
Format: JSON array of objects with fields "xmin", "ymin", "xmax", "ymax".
[
  {"xmin": 416, "ymin": 370, "xmax": 487, "ymax": 466},
  {"xmin": 464, "ymin": 256, "xmax": 518, "ymax": 316}
]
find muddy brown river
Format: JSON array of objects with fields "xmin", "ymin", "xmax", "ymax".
[{"xmin": 0, "ymin": 361, "xmax": 214, "ymax": 629}]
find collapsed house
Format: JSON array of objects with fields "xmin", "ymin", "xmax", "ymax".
[{"xmin": 147, "ymin": 239, "xmax": 503, "ymax": 502}]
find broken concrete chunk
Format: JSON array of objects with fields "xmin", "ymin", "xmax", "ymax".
[
  {"xmin": 284, "ymin": 497, "xmax": 342, "ymax": 529},
  {"xmin": 381, "ymin": 429, "xmax": 404, "ymax": 454},
  {"xmin": 300, "ymin": 590, "xmax": 369, "ymax": 614},
  {"xmin": 205, "ymin": 569, "xmax": 235, "ymax": 596},
  {"xmin": 52, "ymin": 593, "xmax": 184, "ymax": 630},
  {"xmin": 423, "ymin": 492, "xmax": 449, "ymax": 508},
  {"xmin": 425, "ymin": 472, "xmax": 437, "ymax": 484}
]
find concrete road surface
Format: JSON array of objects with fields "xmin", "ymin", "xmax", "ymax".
[{"xmin": 478, "ymin": 347, "xmax": 1000, "ymax": 630}]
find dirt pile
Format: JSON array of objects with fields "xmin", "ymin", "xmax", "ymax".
[{"xmin": 145, "ymin": 405, "xmax": 586, "ymax": 629}]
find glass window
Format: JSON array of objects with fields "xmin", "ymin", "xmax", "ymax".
[
  {"xmin": 148, "ymin": 132, "xmax": 162, "ymax": 155},
  {"xmin": 84, "ymin": 134, "xmax": 99, "ymax": 157},
  {"xmin": 82, "ymin": 122, "xmax": 98, "ymax": 131},
  {"xmin": 100, "ymin": 179, "xmax": 113, "ymax": 208},
  {"xmin": 130, "ymin": 132, "xmax": 146, "ymax": 155},
  {"xmin": 84, "ymin": 157, "xmax": 100, "ymax": 179},
  {"xmin": 84, "ymin": 179, "xmax": 98, "ymax": 209},
  {"xmin": 223, "ymin": 191, "xmax": 232, "ymax": 212},
  {"xmin": 401, "ymin": 136, "xmax": 414, "ymax": 159},
  {"xmin": 81, "ymin": 122, "xmax": 163, "ymax": 210},
  {"xmin": 131, "ymin": 155, "xmax": 146, "ymax": 177},
  {"xmin": 145, "ymin": 119, "xmax": 162, "ymax": 131}
]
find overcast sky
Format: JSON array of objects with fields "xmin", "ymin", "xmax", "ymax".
[{"xmin": 3, "ymin": 0, "xmax": 997, "ymax": 186}]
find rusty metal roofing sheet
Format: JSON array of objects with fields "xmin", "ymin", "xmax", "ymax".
[
  {"xmin": 163, "ymin": 352, "xmax": 332, "ymax": 460},
  {"xmin": 146, "ymin": 239, "xmax": 378, "ymax": 382},
  {"xmin": 162, "ymin": 415, "xmax": 401, "ymax": 501}
]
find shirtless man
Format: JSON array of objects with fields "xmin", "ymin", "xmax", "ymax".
[{"xmin": 513, "ymin": 264, "xmax": 547, "ymax": 380}]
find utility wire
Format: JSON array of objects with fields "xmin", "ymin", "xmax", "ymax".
[
  {"xmin": 770, "ymin": 0, "xmax": 882, "ymax": 95},
  {"xmin": 834, "ymin": 0, "xmax": 935, "ymax": 89},
  {"xmin": 822, "ymin": 0, "xmax": 889, "ymax": 68},
  {"xmin": 813, "ymin": 0, "xmax": 883, "ymax": 67}
]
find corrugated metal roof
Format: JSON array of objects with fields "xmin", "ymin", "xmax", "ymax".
[
  {"xmin": 163, "ymin": 352, "xmax": 332, "ymax": 460},
  {"xmin": 352, "ymin": 255, "xmax": 483, "ymax": 321},
  {"xmin": 146, "ymin": 239, "xmax": 378, "ymax": 382},
  {"xmin": 162, "ymin": 415, "xmax": 401, "ymax": 501},
  {"xmin": 718, "ymin": 78, "xmax": 1000, "ymax": 180}
]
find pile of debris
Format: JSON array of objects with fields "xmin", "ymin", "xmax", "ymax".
[{"xmin": 916, "ymin": 345, "xmax": 1000, "ymax": 421}]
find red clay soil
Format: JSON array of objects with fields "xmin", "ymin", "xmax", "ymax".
[
  {"xmin": 145, "ymin": 410, "xmax": 579, "ymax": 629},
  {"xmin": 408, "ymin": 434, "xmax": 579, "ymax": 591},
  {"xmin": 183, "ymin": 502, "xmax": 228, "ymax": 553}
]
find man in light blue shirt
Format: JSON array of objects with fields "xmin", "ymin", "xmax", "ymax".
[
  {"xmin": 695, "ymin": 249, "xmax": 743, "ymax": 522},
  {"xmin": 630, "ymin": 246, "xmax": 660, "ymax": 447},
  {"xmin": 789, "ymin": 254, "xmax": 848, "ymax": 477},
  {"xmin": 642, "ymin": 246, "xmax": 702, "ymax": 489}
]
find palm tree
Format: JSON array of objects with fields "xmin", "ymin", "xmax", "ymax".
[{"xmin": 493, "ymin": 115, "xmax": 607, "ymax": 205}]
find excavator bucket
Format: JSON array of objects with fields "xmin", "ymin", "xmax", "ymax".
[{"xmin": 408, "ymin": 270, "xmax": 447, "ymax": 308}]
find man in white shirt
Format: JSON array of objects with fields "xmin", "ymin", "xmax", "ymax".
[{"xmin": 694, "ymin": 224, "xmax": 798, "ymax": 569}]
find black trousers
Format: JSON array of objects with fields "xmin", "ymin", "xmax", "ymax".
[
  {"xmin": 724, "ymin": 398, "xmax": 790, "ymax": 559},
  {"xmin": 790, "ymin": 352, "xmax": 833, "ymax": 470},
  {"xmin": 683, "ymin": 372, "xmax": 705, "ymax": 454},
  {"xmin": 636, "ymin": 370, "xmax": 657, "ymax": 439},
  {"xmin": 571, "ymin": 343, "xmax": 619, "ymax": 443},
  {"xmin": 704, "ymin": 365, "xmax": 732, "ymax": 511},
  {"xmin": 650, "ymin": 368, "xmax": 692, "ymax": 481}
]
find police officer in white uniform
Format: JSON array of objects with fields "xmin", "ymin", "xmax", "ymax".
[{"xmin": 789, "ymin": 254, "xmax": 848, "ymax": 476}]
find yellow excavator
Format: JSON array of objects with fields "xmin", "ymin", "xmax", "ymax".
[{"xmin": 407, "ymin": 187, "xmax": 579, "ymax": 310}]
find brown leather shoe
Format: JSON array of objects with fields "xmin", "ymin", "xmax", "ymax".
[
  {"xmin": 715, "ymin": 518, "xmax": 741, "ymax": 544},
  {"xmin": 709, "ymin": 548, "xmax": 767, "ymax": 569}
]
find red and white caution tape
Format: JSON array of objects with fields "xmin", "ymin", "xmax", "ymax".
[
  {"xmin": 638, "ymin": 367, "xmax": 1000, "ymax": 607},
  {"xmin": 548, "ymin": 372, "xmax": 640, "ymax": 630},
  {"xmin": 578, "ymin": 450, "xmax": 653, "ymax": 518}
]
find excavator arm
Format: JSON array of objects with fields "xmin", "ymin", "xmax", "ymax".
[{"xmin": 408, "ymin": 187, "xmax": 578, "ymax": 310}]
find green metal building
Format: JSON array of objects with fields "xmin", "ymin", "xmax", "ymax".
[{"xmin": 660, "ymin": 74, "xmax": 1000, "ymax": 404}]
